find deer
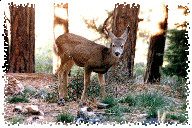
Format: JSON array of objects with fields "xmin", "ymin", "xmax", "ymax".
[{"xmin": 54, "ymin": 25, "xmax": 130, "ymax": 105}]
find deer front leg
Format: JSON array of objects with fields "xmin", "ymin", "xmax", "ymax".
[
  {"xmin": 98, "ymin": 73, "xmax": 107, "ymax": 99},
  {"xmin": 81, "ymin": 68, "xmax": 92, "ymax": 101}
]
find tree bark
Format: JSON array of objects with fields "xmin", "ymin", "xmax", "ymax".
[
  {"xmin": 3, "ymin": 11, "xmax": 10, "ymax": 73},
  {"xmin": 53, "ymin": 3, "xmax": 68, "ymax": 74},
  {"xmin": 144, "ymin": 5, "xmax": 168, "ymax": 84},
  {"xmin": 8, "ymin": 3, "xmax": 35, "ymax": 73},
  {"xmin": 111, "ymin": 3, "xmax": 140, "ymax": 81}
]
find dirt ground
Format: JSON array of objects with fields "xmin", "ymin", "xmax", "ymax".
[{"xmin": 3, "ymin": 73, "xmax": 186, "ymax": 125}]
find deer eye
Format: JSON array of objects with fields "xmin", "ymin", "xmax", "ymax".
[
  {"xmin": 112, "ymin": 44, "xmax": 115, "ymax": 47},
  {"xmin": 121, "ymin": 45, "xmax": 124, "ymax": 48}
]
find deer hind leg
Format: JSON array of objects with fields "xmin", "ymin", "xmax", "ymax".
[
  {"xmin": 81, "ymin": 68, "xmax": 92, "ymax": 101},
  {"xmin": 58, "ymin": 59, "xmax": 74, "ymax": 101},
  {"xmin": 98, "ymin": 73, "xmax": 107, "ymax": 99}
]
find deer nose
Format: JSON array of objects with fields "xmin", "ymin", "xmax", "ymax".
[{"xmin": 115, "ymin": 52, "xmax": 120, "ymax": 56}]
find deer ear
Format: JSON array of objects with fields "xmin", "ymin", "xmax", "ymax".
[
  {"xmin": 121, "ymin": 25, "xmax": 130, "ymax": 41},
  {"xmin": 105, "ymin": 26, "xmax": 116, "ymax": 41}
]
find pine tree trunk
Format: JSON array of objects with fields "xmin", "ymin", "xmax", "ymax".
[
  {"xmin": 3, "ymin": 11, "xmax": 10, "ymax": 73},
  {"xmin": 53, "ymin": 3, "xmax": 68, "ymax": 74},
  {"xmin": 8, "ymin": 3, "xmax": 35, "ymax": 73},
  {"xmin": 111, "ymin": 3, "xmax": 140, "ymax": 81},
  {"xmin": 144, "ymin": 5, "xmax": 168, "ymax": 84}
]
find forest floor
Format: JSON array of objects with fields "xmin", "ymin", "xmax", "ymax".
[{"xmin": 3, "ymin": 73, "xmax": 188, "ymax": 125}]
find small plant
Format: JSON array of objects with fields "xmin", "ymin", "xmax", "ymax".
[
  {"xmin": 119, "ymin": 94, "xmax": 136, "ymax": 106},
  {"xmin": 101, "ymin": 95, "xmax": 117, "ymax": 108},
  {"xmin": 68, "ymin": 68, "xmax": 84, "ymax": 99},
  {"xmin": 137, "ymin": 93, "xmax": 166, "ymax": 108},
  {"xmin": 160, "ymin": 74, "xmax": 187, "ymax": 99},
  {"xmin": 10, "ymin": 115, "xmax": 25, "ymax": 125},
  {"xmin": 146, "ymin": 106, "xmax": 158, "ymax": 119},
  {"xmin": 166, "ymin": 113, "xmax": 187, "ymax": 123},
  {"xmin": 56, "ymin": 111, "xmax": 74, "ymax": 123},
  {"xmin": 45, "ymin": 91, "xmax": 58, "ymax": 103},
  {"xmin": 7, "ymin": 95, "xmax": 29, "ymax": 103},
  {"xmin": 68, "ymin": 66, "xmax": 101, "ymax": 100},
  {"xmin": 23, "ymin": 85, "xmax": 36, "ymax": 97}
]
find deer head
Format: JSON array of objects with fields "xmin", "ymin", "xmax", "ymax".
[{"xmin": 105, "ymin": 26, "xmax": 130, "ymax": 57}]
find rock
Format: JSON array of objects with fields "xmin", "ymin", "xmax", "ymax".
[
  {"xmin": 75, "ymin": 107, "xmax": 103, "ymax": 124},
  {"xmin": 57, "ymin": 98, "xmax": 65, "ymax": 106},
  {"xmin": 87, "ymin": 112, "xmax": 96, "ymax": 117},
  {"xmin": 27, "ymin": 115, "xmax": 44, "ymax": 123},
  {"xmin": 13, "ymin": 105, "xmax": 22, "ymax": 113},
  {"xmin": 4, "ymin": 75, "xmax": 24, "ymax": 95},
  {"xmin": 25, "ymin": 105, "xmax": 44, "ymax": 116},
  {"xmin": 97, "ymin": 103, "xmax": 109, "ymax": 109}
]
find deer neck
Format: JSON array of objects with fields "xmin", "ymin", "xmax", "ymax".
[{"xmin": 106, "ymin": 47, "xmax": 119, "ymax": 66}]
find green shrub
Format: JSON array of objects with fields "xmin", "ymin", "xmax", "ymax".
[
  {"xmin": 68, "ymin": 68, "xmax": 84, "ymax": 99},
  {"xmin": 101, "ymin": 95, "xmax": 117, "ymax": 108},
  {"xmin": 133, "ymin": 62, "xmax": 146, "ymax": 83},
  {"xmin": 119, "ymin": 94, "xmax": 136, "ymax": 106},
  {"xmin": 35, "ymin": 40, "xmax": 53, "ymax": 73},
  {"xmin": 146, "ymin": 106, "xmax": 158, "ymax": 119},
  {"xmin": 7, "ymin": 96, "xmax": 29, "ymax": 103},
  {"xmin": 10, "ymin": 115, "xmax": 25, "ymax": 125},
  {"xmin": 137, "ymin": 93, "xmax": 166, "ymax": 108},
  {"xmin": 166, "ymin": 113, "xmax": 187, "ymax": 123},
  {"xmin": 160, "ymin": 74, "xmax": 187, "ymax": 99},
  {"xmin": 68, "ymin": 66, "xmax": 101, "ymax": 100},
  {"xmin": 56, "ymin": 111, "xmax": 74, "ymax": 123},
  {"xmin": 45, "ymin": 91, "xmax": 58, "ymax": 103},
  {"xmin": 23, "ymin": 85, "xmax": 36, "ymax": 97}
]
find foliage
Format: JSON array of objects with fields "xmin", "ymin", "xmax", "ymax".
[
  {"xmin": 137, "ymin": 93, "xmax": 166, "ymax": 108},
  {"xmin": 101, "ymin": 95, "xmax": 117, "ymax": 108},
  {"xmin": 56, "ymin": 111, "xmax": 74, "ymax": 123},
  {"xmin": 23, "ymin": 85, "xmax": 36, "ymax": 97},
  {"xmin": 163, "ymin": 29, "xmax": 189, "ymax": 78},
  {"xmin": 133, "ymin": 62, "xmax": 146, "ymax": 84},
  {"xmin": 118, "ymin": 94, "xmax": 136, "ymax": 106},
  {"xmin": 166, "ymin": 113, "xmax": 187, "ymax": 123},
  {"xmin": 35, "ymin": 39, "xmax": 53, "ymax": 73},
  {"xmin": 45, "ymin": 91, "xmax": 58, "ymax": 103},
  {"xmin": 9, "ymin": 115, "xmax": 25, "ymax": 125},
  {"xmin": 133, "ymin": 62, "xmax": 146, "ymax": 78},
  {"xmin": 7, "ymin": 84, "xmax": 58, "ymax": 103},
  {"xmin": 68, "ymin": 66, "xmax": 101, "ymax": 100},
  {"xmin": 7, "ymin": 95, "xmax": 29, "ymax": 103},
  {"xmin": 160, "ymin": 74, "xmax": 188, "ymax": 99},
  {"xmin": 68, "ymin": 67, "xmax": 84, "ymax": 99}
]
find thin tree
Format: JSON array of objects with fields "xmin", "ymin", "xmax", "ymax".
[
  {"xmin": 8, "ymin": 3, "xmax": 35, "ymax": 73},
  {"xmin": 53, "ymin": 3, "xmax": 68, "ymax": 74},
  {"xmin": 144, "ymin": 5, "xmax": 168, "ymax": 84}
]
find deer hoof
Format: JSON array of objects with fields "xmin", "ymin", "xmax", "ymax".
[{"xmin": 57, "ymin": 98, "xmax": 65, "ymax": 106}]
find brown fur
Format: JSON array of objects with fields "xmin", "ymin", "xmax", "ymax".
[{"xmin": 54, "ymin": 26, "xmax": 130, "ymax": 101}]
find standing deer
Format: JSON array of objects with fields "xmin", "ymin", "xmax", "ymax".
[{"xmin": 54, "ymin": 26, "xmax": 130, "ymax": 105}]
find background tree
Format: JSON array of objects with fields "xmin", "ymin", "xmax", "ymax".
[
  {"xmin": 144, "ymin": 5, "xmax": 168, "ymax": 84},
  {"xmin": 8, "ymin": 3, "xmax": 35, "ymax": 73},
  {"xmin": 163, "ymin": 28, "xmax": 189, "ymax": 78},
  {"xmin": 53, "ymin": 3, "xmax": 68, "ymax": 74}
]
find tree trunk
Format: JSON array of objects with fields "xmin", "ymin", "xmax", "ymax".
[
  {"xmin": 3, "ymin": 11, "xmax": 10, "ymax": 73},
  {"xmin": 110, "ymin": 3, "xmax": 140, "ymax": 82},
  {"xmin": 53, "ymin": 3, "xmax": 68, "ymax": 74},
  {"xmin": 144, "ymin": 5, "xmax": 168, "ymax": 84},
  {"xmin": 8, "ymin": 3, "xmax": 35, "ymax": 73}
]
